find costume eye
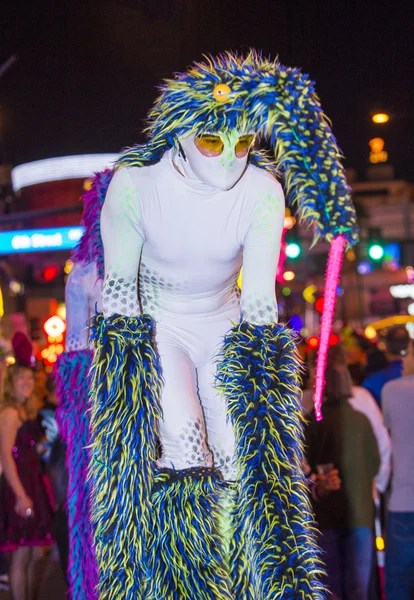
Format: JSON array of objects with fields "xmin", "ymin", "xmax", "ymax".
[
  {"xmin": 195, "ymin": 135, "xmax": 224, "ymax": 156},
  {"xmin": 235, "ymin": 135, "xmax": 255, "ymax": 158},
  {"xmin": 213, "ymin": 83, "xmax": 231, "ymax": 103}
]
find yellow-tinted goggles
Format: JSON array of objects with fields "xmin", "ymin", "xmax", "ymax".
[{"xmin": 195, "ymin": 134, "xmax": 255, "ymax": 157}]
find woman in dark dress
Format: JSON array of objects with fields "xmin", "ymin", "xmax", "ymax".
[{"xmin": 0, "ymin": 364, "xmax": 54, "ymax": 600}]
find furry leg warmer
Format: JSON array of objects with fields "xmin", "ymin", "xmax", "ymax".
[
  {"xmin": 216, "ymin": 322, "xmax": 326, "ymax": 599},
  {"xmin": 55, "ymin": 348, "xmax": 98, "ymax": 600},
  {"xmin": 88, "ymin": 313, "xmax": 163, "ymax": 600}
]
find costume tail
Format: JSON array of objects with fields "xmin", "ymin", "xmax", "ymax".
[
  {"xmin": 88, "ymin": 314, "xmax": 163, "ymax": 600},
  {"xmin": 54, "ymin": 349, "xmax": 98, "ymax": 600},
  {"xmin": 217, "ymin": 322, "xmax": 326, "ymax": 600}
]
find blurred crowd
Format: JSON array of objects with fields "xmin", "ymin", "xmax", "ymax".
[
  {"xmin": 302, "ymin": 325, "xmax": 414, "ymax": 600},
  {"xmin": 0, "ymin": 324, "xmax": 412, "ymax": 599},
  {"xmin": 0, "ymin": 331, "xmax": 68, "ymax": 600}
]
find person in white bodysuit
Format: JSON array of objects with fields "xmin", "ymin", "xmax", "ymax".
[
  {"xmin": 87, "ymin": 51, "xmax": 358, "ymax": 600},
  {"xmin": 101, "ymin": 139, "xmax": 284, "ymax": 480}
]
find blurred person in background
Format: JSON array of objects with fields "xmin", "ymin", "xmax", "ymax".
[
  {"xmin": 305, "ymin": 344, "xmax": 380, "ymax": 600},
  {"xmin": 382, "ymin": 339, "xmax": 414, "ymax": 600},
  {"xmin": 42, "ymin": 377, "xmax": 58, "ymax": 413},
  {"xmin": 303, "ymin": 349, "xmax": 391, "ymax": 496},
  {"xmin": 347, "ymin": 371, "xmax": 391, "ymax": 497},
  {"xmin": 363, "ymin": 347, "xmax": 388, "ymax": 379},
  {"xmin": 345, "ymin": 331, "xmax": 369, "ymax": 386},
  {"xmin": 0, "ymin": 362, "xmax": 55, "ymax": 600},
  {"xmin": 363, "ymin": 326, "xmax": 409, "ymax": 407},
  {"xmin": 33, "ymin": 361, "xmax": 48, "ymax": 416},
  {"xmin": 0, "ymin": 355, "xmax": 9, "ymax": 591},
  {"xmin": 40, "ymin": 378, "xmax": 69, "ymax": 585}
]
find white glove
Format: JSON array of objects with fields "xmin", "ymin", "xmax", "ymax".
[{"xmin": 41, "ymin": 415, "xmax": 59, "ymax": 443}]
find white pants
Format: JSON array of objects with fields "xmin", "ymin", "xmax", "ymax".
[{"xmin": 155, "ymin": 309, "xmax": 238, "ymax": 480}]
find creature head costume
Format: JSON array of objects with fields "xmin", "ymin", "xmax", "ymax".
[{"xmin": 118, "ymin": 50, "xmax": 358, "ymax": 246}]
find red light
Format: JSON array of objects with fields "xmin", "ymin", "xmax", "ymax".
[
  {"xmin": 43, "ymin": 315, "xmax": 66, "ymax": 339},
  {"xmin": 315, "ymin": 297, "xmax": 325, "ymax": 313},
  {"xmin": 308, "ymin": 336, "xmax": 319, "ymax": 349},
  {"xmin": 329, "ymin": 333, "xmax": 340, "ymax": 346},
  {"xmin": 43, "ymin": 266, "xmax": 59, "ymax": 282}
]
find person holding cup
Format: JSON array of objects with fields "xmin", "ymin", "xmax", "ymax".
[{"xmin": 305, "ymin": 344, "xmax": 380, "ymax": 600}]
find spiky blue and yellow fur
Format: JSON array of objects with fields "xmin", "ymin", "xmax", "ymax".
[
  {"xmin": 88, "ymin": 314, "xmax": 163, "ymax": 600},
  {"xmin": 145, "ymin": 468, "xmax": 233, "ymax": 599},
  {"xmin": 216, "ymin": 322, "xmax": 326, "ymax": 599}
]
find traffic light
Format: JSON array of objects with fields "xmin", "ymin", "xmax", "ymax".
[
  {"xmin": 42, "ymin": 265, "xmax": 60, "ymax": 282},
  {"xmin": 367, "ymin": 229, "xmax": 385, "ymax": 264},
  {"xmin": 286, "ymin": 241, "xmax": 301, "ymax": 259},
  {"xmin": 368, "ymin": 242, "xmax": 385, "ymax": 261}
]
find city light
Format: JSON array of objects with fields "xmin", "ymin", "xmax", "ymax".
[
  {"xmin": 308, "ymin": 336, "xmax": 319, "ymax": 349},
  {"xmin": 358, "ymin": 261, "xmax": 372, "ymax": 275},
  {"xmin": 364, "ymin": 316, "xmax": 414, "ymax": 338},
  {"xmin": 303, "ymin": 285, "xmax": 317, "ymax": 303},
  {"xmin": 0, "ymin": 226, "xmax": 84, "ymax": 255},
  {"xmin": 283, "ymin": 270, "xmax": 295, "ymax": 281},
  {"xmin": 368, "ymin": 138, "xmax": 388, "ymax": 164},
  {"xmin": 0, "ymin": 286, "xmax": 3, "ymax": 318},
  {"xmin": 389, "ymin": 284, "xmax": 414, "ymax": 299},
  {"xmin": 285, "ymin": 242, "xmax": 301, "ymax": 259},
  {"xmin": 282, "ymin": 287, "xmax": 291, "ymax": 296},
  {"xmin": 64, "ymin": 260, "xmax": 74, "ymax": 275},
  {"xmin": 406, "ymin": 266, "xmax": 414, "ymax": 283},
  {"xmin": 376, "ymin": 536, "xmax": 385, "ymax": 551},
  {"xmin": 9, "ymin": 280, "xmax": 23, "ymax": 295},
  {"xmin": 43, "ymin": 315, "xmax": 66, "ymax": 338},
  {"xmin": 284, "ymin": 208, "xmax": 296, "ymax": 230},
  {"xmin": 372, "ymin": 113, "xmax": 390, "ymax": 124},
  {"xmin": 43, "ymin": 265, "xmax": 60, "ymax": 282},
  {"xmin": 329, "ymin": 333, "xmax": 340, "ymax": 346},
  {"xmin": 368, "ymin": 243, "xmax": 385, "ymax": 261},
  {"xmin": 57, "ymin": 303, "xmax": 67, "ymax": 320},
  {"xmin": 365, "ymin": 325, "xmax": 377, "ymax": 340},
  {"xmin": 315, "ymin": 297, "xmax": 324, "ymax": 313},
  {"xmin": 11, "ymin": 154, "xmax": 118, "ymax": 191},
  {"xmin": 41, "ymin": 343, "xmax": 64, "ymax": 365}
]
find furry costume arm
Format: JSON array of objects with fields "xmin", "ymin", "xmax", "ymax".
[{"xmin": 240, "ymin": 174, "xmax": 285, "ymax": 324}]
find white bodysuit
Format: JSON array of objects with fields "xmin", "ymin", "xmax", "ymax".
[
  {"xmin": 101, "ymin": 149, "xmax": 285, "ymax": 479},
  {"xmin": 65, "ymin": 261, "xmax": 103, "ymax": 352}
]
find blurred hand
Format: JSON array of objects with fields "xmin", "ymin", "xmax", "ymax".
[
  {"xmin": 41, "ymin": 415, "xmax": 59, "ymax": 443},
  {"xmin": 15, "ymin": 495, "xmax": 34, "ymax": 518},
  {"xmin": 315, "ymin": 469, "xmax": 341, "ymax": 497}
]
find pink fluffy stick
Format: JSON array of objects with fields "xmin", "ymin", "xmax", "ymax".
[{"xmin": 313, "ymin": 235, "xmax": 346, "ymax": 421}]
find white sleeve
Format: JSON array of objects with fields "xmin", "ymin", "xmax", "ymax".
[
  {"xmin": 101, "ymin": 167, "xmax": 144, "ymax": 318},
  {"xmin": 240, "ymin": 177, "xmax": 285, "ymax": 324},
  {"xmin": 350, "ymin": 387, "xmax": 392, "ymax": 494},
  {"xmin": 65, "ymin": 262, "xmax": 89, "ymax": 351}
]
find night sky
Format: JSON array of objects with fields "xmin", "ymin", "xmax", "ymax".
[{"xmin": 1, "ymin": 0, "xmax": 413, "ymax": 179}]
